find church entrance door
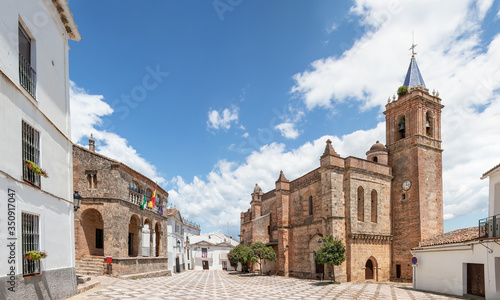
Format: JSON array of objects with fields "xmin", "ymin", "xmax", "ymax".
[{"xmin": 365, "ymin": 259, "xmax": 374, "ymax": 280}]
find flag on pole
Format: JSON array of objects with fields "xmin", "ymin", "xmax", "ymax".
[
  {"xmin": 158, "ymin": 204, "xmax": 163, "ymax": 215},
  {"xmin": 140, "ymin": 194, "xmax": 147, "ymax": 210},
  {"xmin": 151, "ymin": 185, "xmax": 157, "ymax": 207}
]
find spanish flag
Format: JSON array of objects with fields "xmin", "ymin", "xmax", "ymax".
[{"xmin": 150, "ymin": 186, "xmax": 157, "ymax": 208}]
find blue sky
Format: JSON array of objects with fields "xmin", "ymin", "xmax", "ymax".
[{"xmin": 68, "ymin": 0, "xmax": 500, "ymax": 239}]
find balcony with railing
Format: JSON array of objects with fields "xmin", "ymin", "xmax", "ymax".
[
  {"xmin": 479, "ymin": 214, "xmax": 500, "ymax": 238},
  {"xmin": 19, "ymin": 52, "xmax": 36, "ymax": 99}
]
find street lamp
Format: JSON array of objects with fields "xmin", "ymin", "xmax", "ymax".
[{"xmin": 73, "ymin": 191, "xmax": 82, "ymax": 212}]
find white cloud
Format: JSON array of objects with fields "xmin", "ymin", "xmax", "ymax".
[
  {"xmin": 207, "ymin": 106, "xmax": 239, "ymax": 130},
  {"xmin": 69, "ymin": 81, "xmax": 113, "ymax": 143},
  {"xmin": 274, "ymin": 122, "xmax": 300, "ymax": 139},
  {"xmin": 70, "ymin": 82, "xmax": 166, "ymax": 185},
  {"xmin": 326, "ymin": 23, "xmax": 338, "ymax": 34},
  {"xmin": 290, "ymin": 0, "xmax": 500, "ymax": 224},
  {"xmin": 242, "ymin": 132, "xmax": 249, "ymax": 138}
]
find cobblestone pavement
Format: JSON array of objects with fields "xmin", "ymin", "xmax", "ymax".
[{"xmin": 72, "ymin": 270, "xmax": 468, "ymax": 300}]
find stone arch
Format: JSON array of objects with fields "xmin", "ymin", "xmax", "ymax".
[
  {"xmin": 128, "ymin": 214, "xmax": 140, "ymax": 257},
  {"xmin": 79, "ymin": 208, "xmax": 104, "ymax": 258},
  {"xmin": 365, "ymin": 256, "xmax": 378, "ymax": 281}
]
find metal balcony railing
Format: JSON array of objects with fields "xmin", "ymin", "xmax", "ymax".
[
  {"xmin": 479, "ymin": 214, "xmax": 500, "ymax": 238},
  {"xmin": 19, "ymin": 52, "xmax": 36, "ymax": 99}
]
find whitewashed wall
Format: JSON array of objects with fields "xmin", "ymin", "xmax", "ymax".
[
  {"xmin": 412, "ymin": 241, "xmax": 500, "ymax": 299},
  {"xmin": 0, "ymin": 0, "xmax": 76, "ymax": 296}
]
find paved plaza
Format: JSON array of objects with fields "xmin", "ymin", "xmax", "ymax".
[{"xmin": 70, "ymin": 270, "xmax": 469, "ymax": 300}]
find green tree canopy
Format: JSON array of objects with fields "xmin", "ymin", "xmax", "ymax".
[
  {"xmin": 250, "ymin": 242, "xmax": 277, "ymax": 274},
  {"xmin": 228, "ymin": 244, "xmax": 253, "ymax": 267},
  {"xmin": 315, "ymin": 235, "xmax": 346, "ymax": 282}
]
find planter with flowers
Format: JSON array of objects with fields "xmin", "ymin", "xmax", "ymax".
[
  {"xmin": 26, "ymin": 160, "xmax": 49, "ymax": 178},
  {"xmin": 25, "ymin": 250, "xmax": 48, "ymax": 261}
]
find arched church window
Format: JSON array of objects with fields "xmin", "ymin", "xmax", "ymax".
[
  {"xmin": 371, "ymin": 190, "xmax": 377, "ymax": 223},
  {"xmin": 373, "ymin": 156, "xmax": 378, "ymax": 163},
  {"xmin": 398, "ymin": 116, "xmax": 406, "ymax": 139},
  {"xmin": 308, "ymin": 196, "xmax": 313, "ymax": 216},
  {"xmin": 357, "ymin": 186, "xmax": 364, "ymax": 221}
]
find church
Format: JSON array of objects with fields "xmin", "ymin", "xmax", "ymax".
[{"xmin": 240, "ymin": 53, "xmax": 444, "ymax": 282}]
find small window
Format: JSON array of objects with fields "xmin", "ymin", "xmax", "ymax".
[
  {"xmin": 87, "ymin": 173, "xmax": 97, "ymax": 189},
  {"xmin": 22, "ymin": 121, "xmax": 41, "ymax": 187},
  {"xmin": 373, "ymin": 156, "xmax": 378, "ymax": 163},
  {"xmin": 396, "ymin": 264, "xmax": 401, "ymax": 278},
  {"xmin": 402, "ymin": 194, "xmax": 406, "ymax": 200},
  {"xmin": 371, "ymin": 190, "xmax": 377, "ymax": 223},
  {"xmin": 308, "ymin": 196, "xmax": 313, "ymax": 216},
  {"xmin": 19, "ymin": 23, "xmax": 36, "ymax": 98},
  {"xmin": 357, "ymin": 186, "xmax": 364, "ymax": 221},
  {"xmin": 22, "ymin": 212, "xmax": 40, "ymax": 276},
  {"xmin": 267, "ymin": 225, "xmax": 271, "ymax": 235}
]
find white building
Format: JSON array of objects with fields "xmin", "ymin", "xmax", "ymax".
[
  {"xmin": 412, "ymin": 163, "xmax": 500, "ymax": 299},
  {"xmin": 0, "ymin": 0, "xmax": 80, "ymax": 299},
  {"xmin": 189, "ymin": 233, "xmax": 239, "ymax": 271},
  {"xmin": 166, "ymin": 208, "xmax": 188, "ymax": 273},
  {"xmin": 183, "ymin": 219, "xmax": 201, "ymax": 270}
]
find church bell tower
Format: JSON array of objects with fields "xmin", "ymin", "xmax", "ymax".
[{"xmin": 384, "ymin": 50, "xmax": 444, "ymax": 280}]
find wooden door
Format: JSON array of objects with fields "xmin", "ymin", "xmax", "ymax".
[
  {"xmin": 467, "ymin": 263, "xmax": 485, "ymax": 297},
  {"xmin": 202, "ymin": 261, "xmax": 209, "ymax": 270},
  {"xmin": 365, "ymin": 259, "xmax": 374, "ymax": 280}
]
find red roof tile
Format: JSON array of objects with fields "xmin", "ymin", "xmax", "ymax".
[{"xmin": 418, "ymin": 226, "xmax": 478, "ymax": 248}]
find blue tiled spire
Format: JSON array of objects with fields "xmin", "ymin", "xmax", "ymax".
[{"xmin": 403, "ymin": 55, "xmax": 426, "ymax": 88}]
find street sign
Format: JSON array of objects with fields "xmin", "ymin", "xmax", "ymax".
[
  {"xmin": 106, "ymin": 256, "xmax": 112, "ymax": 264},
  {"xmin": 412, "ymin": 257, "xmax": 417, "ymax": 264}
]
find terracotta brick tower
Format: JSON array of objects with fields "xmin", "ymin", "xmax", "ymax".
[{"xmin": 384, "ymin": 54, "xmax": 444, "ymax": 280}]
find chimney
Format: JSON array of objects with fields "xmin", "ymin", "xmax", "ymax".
[{"xmin": 89, "ymin": 133, "xmax": 95, "ymax": 152}]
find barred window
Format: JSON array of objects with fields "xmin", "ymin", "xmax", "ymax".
[
  {"xmin": 22, "ymin": 121, "xmax": 40, "ymax": 187},
  {"xmin": 22, "ymin": 212, "xmax": 40, "ymax": 276}
]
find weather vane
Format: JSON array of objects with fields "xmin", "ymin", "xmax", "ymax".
[{"xmin": 409, "ymin": 31, "xmax": 417, "ymax": 56}]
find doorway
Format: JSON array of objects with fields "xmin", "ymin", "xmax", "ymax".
[
  {"xmin": 176, "ymin": 257, "xmax": 180, "ymax": 273},
  {"xmin": 222, "ymin": 261, "xmax": 227, "ymax": 270},
  {"xmin": 365, "ymin": 259, "xmax": 374, "ymax": 280},
  {"xmin": 396, "ymin": 264, "xmax": 401, "ymax": 279},
  {"xmin": 467, "ymin": 263, "xmax": 485, "ymax": 297},
  {"xmin": 202, "ymin": 261, "xmax": 209, "ymax": 270}
]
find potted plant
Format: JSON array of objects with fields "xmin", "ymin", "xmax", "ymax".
[
  {"xmin": 26, "ymin": 160, "xmax": 49, "ymax": 178},
  {"xmin": 26, "ymin": 250, "xmax": 48, "ymax": 261},
  {"xmin": 397, "ymin": 85, "xmax": 408, "ymax": 97}
]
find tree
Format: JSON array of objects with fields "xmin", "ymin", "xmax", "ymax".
[
  {"xmin": 229, "ymin": 244, "xmax": 253, "ymax": 271},
  {"xmin": 315, "ymin": 235, "xmax": 346, "ymax": 282},
  {"xmin": 250, "ymin": 242, "xmax": 277, "ymax": 275}
]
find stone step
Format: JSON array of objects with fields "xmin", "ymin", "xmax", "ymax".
[
  {"xmin": 75, "ymin": 270, "xmax": 101, "ymax": 277},
  {"xmin": 76, "ymin": 262, "xmax": 105, "ymax": 268},
  {"xmin": 77, "ymin": 279, "xmax": 101, "ymax": 294},
  {"xmin": 76, "ymin": 275, "xmax": 91, "ymax": 284}
]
